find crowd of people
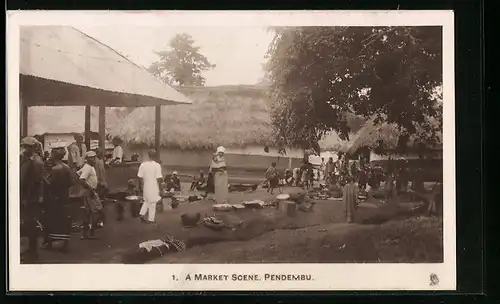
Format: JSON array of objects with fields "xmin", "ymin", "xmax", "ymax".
[
  {"xmin": 261, "ymin": 153, "xmax": 423, "ymax": 223},
  {"xmin": 21, "ymin": 128, "xmax": 424, "ymax": 262},
  {"xmin": 19, "ymin": 132, "xmax": 231, "ymax": 263},
  {"xmin": 267, "ymin": 153, "xmax": 417, "ymax": 196}
]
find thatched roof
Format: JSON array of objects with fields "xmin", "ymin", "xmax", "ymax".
[
  {"xmin": 27, "ymin": 106, "xmax": 120, "ymax": 136},
  {"xmin": 108, "ymin": 85, "xmax": 275, "ymax": 149},
  {"xmin": 319, "ymin": 131, "xmax": 360, "ymax": 152},
  {"xmin": 318, "ymin": 113, "xmax": 367, "ymax": 152},
  {"xmin": 347, "ymin": 118, "xmax": 443, "ymax": 154},
  {"xmin": 20, "ymin": 26, "xmax": 191, "ymax": 107}
]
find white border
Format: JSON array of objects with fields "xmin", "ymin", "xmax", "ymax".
[{"xmin": 7, "ymin": 10, "xmax": 456, "ymax": 291}]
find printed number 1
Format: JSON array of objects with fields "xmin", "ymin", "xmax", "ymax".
[{"xmin": 172, "ymin": 275, "xmax": 177, "ymax": 281}]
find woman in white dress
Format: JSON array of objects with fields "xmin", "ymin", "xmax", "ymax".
[{"xmin": 210, "ymin": 146, "xmax": 228, "ymax": 204}]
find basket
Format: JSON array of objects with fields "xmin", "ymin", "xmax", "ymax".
[
  {"xmin": 181, "ymin": 212, "xmax": 201, "ymax": 227},
  {"xmin": 204, "ymin": 221, "xmax": 225, "ymax": 231}
]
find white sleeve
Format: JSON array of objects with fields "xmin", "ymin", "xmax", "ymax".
[
  {"xmin": 137, "ymin": 164, "xmax": 144, "ymax": 178},
  {"xmin": 79, "ymin": 165, "xmax": 90, "ymax": 179},
  {"xmin": 117, "ymin": 146, "xmax": 124, "ymax": 160},
  {"xmin": 156, "ymin": 163, "xmax": 163, "ymax": 179}
]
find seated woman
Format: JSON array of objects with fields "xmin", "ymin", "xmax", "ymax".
[
  {"xmin": 284, "ymin": 169, "xmax": 294, "ymax": 186},
  {"xmin": 190, "ymin": 170, "xmax": 206, "ymax": 191},
  {"xmin": 198, "ymin": 169, "xmax": 215, "ymax": 198},
  {"xmin": 171, "ymin": 172, "xmax": 181, "ymax": 191},
  {"xmin": 163, "ymin": 173, "xmax": 181, "ymax": 193}
]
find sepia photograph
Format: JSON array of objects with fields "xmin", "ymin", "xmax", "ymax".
[{"xmin": 8, "ymin": 11, "xmax": 455, "ymax": 291}]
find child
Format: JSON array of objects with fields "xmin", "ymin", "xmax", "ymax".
[
  {"xmin": 343, "ymin": 176, "xmax": 359, "ymax": 223},
  {"xmin": 117, "ymin": 179, "xmax": 139, "ymax": 220},
  {"xmin": 308, "ymin": 165, "xmax": 315, "ymax": 186},
  {"xmin": 265, "ymin": 162, "xmax": 279, "ymax": 194}
]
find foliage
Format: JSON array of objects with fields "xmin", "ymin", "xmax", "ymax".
[
  {"xmin": 265, "ymin": 26, "xmax": 443, "ymax": 152},
  {"xmin": 148, "ymin": 33, "xmax": 215, "ymax": 86}
]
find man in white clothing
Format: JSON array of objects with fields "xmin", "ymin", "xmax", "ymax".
[
  {"xmin": 78, "ymin": 151, "xmax": 103, "ymax": 239},
  {"xmin": 109, "ymin": 137, "xmax": 124, "ymax": 165},
  {"xmin": 137, "ymin": 150, "xmax": 163, "ymax": 224}
]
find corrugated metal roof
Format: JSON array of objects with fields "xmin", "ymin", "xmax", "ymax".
[{"xmin": 20, "ymin": 26, "xmax": 191, "ymax": 107}]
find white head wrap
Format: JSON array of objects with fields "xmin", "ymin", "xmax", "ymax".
[
  {"xmin": 216, "ymin": 146, "xmax": 226, "ymax": 154},
  {"xmin": 50, "ymin": 138, "xmax": 66, "ymax": 149},
  {"xmin": 85, "ymin": 151, "xmax": 97, "ymax": 158}
]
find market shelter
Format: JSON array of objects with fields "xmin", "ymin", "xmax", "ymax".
[
  {"xmin": 19, "ymin": 25, "xmax": 192, "ymax": 157},
  {"xmin": 27, "ymin": 106, "xmax": 117, "ymax": 159}
]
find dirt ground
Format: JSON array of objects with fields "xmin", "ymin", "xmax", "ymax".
[
  {"xmin": 157, "ymin": 216, "xmax": 443, "ymax": 263},
  {"xmin": 30, "ymin": 182, "xmax": 442, "ymax": 264}
]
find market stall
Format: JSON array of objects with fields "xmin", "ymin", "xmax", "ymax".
[{"xmin": 19, "ymin": 26, "xmax": 192, "ymax": 192}]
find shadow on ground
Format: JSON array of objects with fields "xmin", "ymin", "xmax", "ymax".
[{"xmin": 31, "ymin": 184, "xmax": 442, "ymax": 264}]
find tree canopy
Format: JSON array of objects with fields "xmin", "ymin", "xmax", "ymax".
[
  {"xmin": 265, "ymin": 26, "xmax": 443, "ymax": 152},
  {"xmin": 148, "ymin": 33, "xmax": 215, "ymax": 86}
]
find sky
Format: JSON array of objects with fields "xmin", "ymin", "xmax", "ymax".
[{"xmin": 76, "ymin": 26, "xmax": 274, "ymax": 86}]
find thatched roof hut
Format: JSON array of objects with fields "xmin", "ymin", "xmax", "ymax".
[
  {"xmin": 347, "ymin": 118, "xmax": 443, "ymax": 155},
  {"xmin": 27, "ymin": 106, "xmax": 120, "ymax": 136},
  {"xmin": 319, "ymin": 131, "xmax": 361, "ymax": 153},
  {"xmin": 108, "ymin": 85, "xmax": 276, "ymax": 150}
]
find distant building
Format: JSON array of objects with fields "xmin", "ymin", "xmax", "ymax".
[
  {"xmin": 345, "ymin": 118, "xmax": 443, "ymax": 181},
  {"xmin": 108, "ymin": 85, "xmax": 305, "ymax": 175}
]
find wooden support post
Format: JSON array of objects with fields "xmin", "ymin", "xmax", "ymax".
[
  {"xmin": 155, "ymin": 105, "xmax": 161, "ymax": 162},
  {"xmin": 99, "ymin": 106, "xmax": 106, "ymax": 155},
  {"xmin": 20, "ymin": 104, "xmax": 28, "ymax": 138},
  {"xmin": 84, "ymin": 106, "xmax": 91, "ymax": 150}
]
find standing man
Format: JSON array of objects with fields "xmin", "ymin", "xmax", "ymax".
[
  {"xmin": 77, "ymin": 151, "xmax": 103, "ymax": 240},
  {"xmin": 20, "ymin": 137, "xmax": 44, "ymax": 262},
  {"xmin": 343, "ymin": 176, "xmax": 359, "ymax": 223},
  {"xmin": 41, "ymin": 141, "xmax": 74, "ymax": 252},
  {"xmin": 137, "ymin": 150, "xmax": 163, "ymax": 224},
  {"xmin": 319, "ymin": 158, "xmax": 325, "ymax": 181},
  {"xmin": 67, "ymin": 133, "xmax": 87, "ymax": 170},
  {"xmin": 265, "ymin": 162, "xmax": 279, "ymax": 194},
  {"xmin": 350, "ymin": 160, "xmax": 358, "ymax": 181},
  {"xmin": 94, "ymin": 148, "xmax": 108, "ymax": 227},
  {"xmin": 325, "ymin": 157, "xmax": 335, "ymax": 184},
  {"xmin": 94, "ymin": 148, "xmax": 108, "ymax": 198}
]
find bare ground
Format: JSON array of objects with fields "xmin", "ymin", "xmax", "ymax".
[
  {"xmin": 155, "ymin": 216, "xmax": 443, "ymax": 263},
  {"xmin": 31, "ymin": 183, "xmax": 442, "ymax": 264}
]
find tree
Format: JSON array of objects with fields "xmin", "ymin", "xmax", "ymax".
[
  {"xmin": 265, "ymin": 26, "xmax": 443, "ymax": 151},
  {"xmin": 148, "ymin": 33, "xmax": 215, "ymax": 86}
]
